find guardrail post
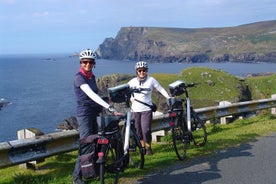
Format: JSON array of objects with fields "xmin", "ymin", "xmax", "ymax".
[
  {"xmin": 152, "ymin": 130, "xmax": 166, "ymax": 142},
  {"xmin": 17, "ymin": 128, "xmax": 45, "ymax": 169},
  {"xmin": 219, "ymin": 101, "xmax": 233, "ymax": 124},
  {"xmin": 152, "ymin": 111, "xmax": 167, "ymax": 142}
]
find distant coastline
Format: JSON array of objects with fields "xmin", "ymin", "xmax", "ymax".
[{"xmin": 96, "ymin": 20, "xmax": 276, "ymax": 63}]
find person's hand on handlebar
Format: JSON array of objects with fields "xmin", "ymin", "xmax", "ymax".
[{"xmin": 108, "ymin": 106, "xmax": 123, "ymax": 116}]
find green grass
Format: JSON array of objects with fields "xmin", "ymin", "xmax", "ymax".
[
  {"xmin": 1, "ymin": 111, "xmax": 276, "ymax": 184},
  {"xmin": 246, "ymin": 74, "xmax": 276, "ymax": 99}
]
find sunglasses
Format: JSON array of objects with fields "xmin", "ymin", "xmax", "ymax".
[
  {"xmin": 81, "ymin": 61, "xmax": 95, "ymax": 65},
  {"xmin": 137, "ymin": 69, "xmax": 147, "ymax": 73}
]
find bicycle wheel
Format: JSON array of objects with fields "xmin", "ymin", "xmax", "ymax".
[
  {"xmin": 171, "ymin": 116, "xmax": 190, "ymax": 161},
  {"xmin": 99, "ymin": 146, "xmax": 120, "ymax": 184},
  {"xmin": 121, "ymin": 123, "xmax": 145, "ymax": 169},
  {"xmin": 100, "ymin": 135, "xmax": 123, "ymax": 184},
  {"xmin": 191, "ymin": 110, "xmax": 207, "ymax": 146},
  {"xmin": 99, "ymin": 161, "xmax": 105, "ymax": 184},
  {"xmin": 128, "ymin": 126, "xmax": 144, "ymax": 169}
]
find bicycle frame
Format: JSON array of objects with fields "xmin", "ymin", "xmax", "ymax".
[
  {"xmin": 186, "ymin": 95, "xmax": 192, "ymax": 132},
  {"xmin": 123, "ymin": 109, "xmax": 131, "ymax": 154},
  {"xmin": 96, "ymin": 84, "xmax": 146, "ymax": 183},
  {"xmin": 96, "ymin": 115, "xmax": 124, "ymax": 164},
  {"xmin": 108, "ymin": 83, "xmax": 150, "ymax": 154},
  {"xmin": 96, "ymin": 111, "xmax": 132, "ymax": 158},
  {"xmin": 96, "ymin": 110, "xmax": 133, "ymax": 162},
  {"xmin": 167, "ymin": 80, "xmax": 207, "ymax": 161},
  {"xmin": 97, "ymin": 110, "xmax": 132, "ymax": 156},
  {"xmin": 169, "ymin": 80, "xmax": 198, "ymax": 132}
]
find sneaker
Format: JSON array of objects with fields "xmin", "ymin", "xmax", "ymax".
[
  {"xmin": 146, "ymin": 147, "xmax": 153, "ymax": 155},
  {"xmin": 73, "ymin": 177, "xmax": 86, "ymax": 184}
]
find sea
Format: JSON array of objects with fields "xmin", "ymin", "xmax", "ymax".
[{"xmin": 1, "ymin": 54, "xmax": 276, "ymax": 142}]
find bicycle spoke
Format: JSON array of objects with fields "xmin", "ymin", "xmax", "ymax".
[
  {"xmin": 191, "ymin": 112, "xmax": 207, "ymax": 146},
  {"xmin": 121, "ymin": 125, "xmax": 144, "ymax": 169}
]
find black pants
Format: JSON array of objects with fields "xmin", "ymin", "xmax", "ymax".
[{"xmin": 73, "ymin": 115, "xmax": 98, "ymax": 180}]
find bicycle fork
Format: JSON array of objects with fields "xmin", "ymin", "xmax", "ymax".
[
  {"xmin": 186, "ymin": 98, "xmax": 192, "ymax": 132},
  {"xmin": 123, "ymin": 109, "xmax": 131, "ymax": 154}
]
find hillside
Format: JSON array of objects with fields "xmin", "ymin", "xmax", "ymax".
[
  {"xmin": 96, "ymin": 67, "xmax": 259, "ymax": 112},
  {"xmin": 96, "ymin": 20, "xmax": 276, "ymax": 63}
]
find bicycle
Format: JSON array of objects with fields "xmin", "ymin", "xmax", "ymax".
[
  {"xmin": 166, "ymin": 80, "xmax": 207, "ymax": 160},
  {"xmin": 96, "ymin": 84, "xmax": 145, "ymax": 184}
]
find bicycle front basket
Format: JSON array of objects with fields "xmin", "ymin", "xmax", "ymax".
[
  {"xmin": 108, "ymin": 83, "xmax": 131, "ymax": 103},
  {"xmin": 98, "ymin": 115, "xmax": 121, "ymax": 133},
  {"xmin": 168, "ymin": 80, "xmax": 186, "ymax": 96},
  {"xmin": 167, "ymin": 98, "xmax": 182, "ymax": 110}
]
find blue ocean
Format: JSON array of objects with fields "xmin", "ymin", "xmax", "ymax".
[{"xmin": 1, "ymin": 54, "xmax": 276, "ymax": 142}]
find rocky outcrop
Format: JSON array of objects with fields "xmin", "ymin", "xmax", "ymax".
[
  {"xmin": 0, "ymin": 98, "xmax": 10, "ymax": 111},
  {"xmin": 96, "ymin": 20, "xmax": 276, "ymax": 63},
  {"xmin": 57, "ymin": 116, "xmax": 78, "ymax": 130}
]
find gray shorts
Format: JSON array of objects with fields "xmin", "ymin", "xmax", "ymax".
[{"xmin": 132, "ymin": 110, "xmax": 153, "ymax": 143}]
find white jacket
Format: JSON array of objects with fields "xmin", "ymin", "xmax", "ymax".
[{"xmin": 128, "ymin": 76, "xmax": 170, "ymax": 112}]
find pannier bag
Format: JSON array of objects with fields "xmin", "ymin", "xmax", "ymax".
[{"xmin": 79, "ymin": 134, "xmax": 99, "ymax": 179}]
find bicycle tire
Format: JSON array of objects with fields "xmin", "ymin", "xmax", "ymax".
[
  {"xmin": 128, "ymin": 126, "xmax": 145, "ymax": 169},
  {"xmin": 99, "ymin": 134, "xmax": 123, "ymax": 184},
  {"xmin": 121, "ymin": 124, "xmax": 145, "ymax": 169},
  {"xmin": 99, "ymin": 162, "xmax": 105, "ymax": 184},
  {"xmin": 172, "ymin": 116, "xmax": 190, "ymax": 161},
  {"xmin": 99, "ymin": 146, "xmax": 120, "ymax": 184},
  {"xmin": 190, "ymin": 110, "xmax": 207, "ymax": 146}
]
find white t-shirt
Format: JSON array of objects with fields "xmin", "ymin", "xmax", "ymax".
[{"xmin": 128, "ymin": 76, "xmax": 170, "ymax": 112}]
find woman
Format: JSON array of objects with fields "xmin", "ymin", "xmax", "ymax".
[
  {"xmin": 128, "ymin": 61, "xmax": 170, "ymax": 155},
  {"xmin": 72, "ymin": 49, "xmax": 116, "ymax": 184}
]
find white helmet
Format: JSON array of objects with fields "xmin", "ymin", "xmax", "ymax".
[
  {"xmin": 135, "ymin": 61, "xmax": 148, "ymax": 70},
  {"xmin": 79, "ymin": 49, "xmax": 96, "ymax": 59}
]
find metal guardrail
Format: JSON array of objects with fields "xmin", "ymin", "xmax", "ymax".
[
  {"xmin": 0, "ymin": 97, "xmax": 276, "ymax": 169},
  {"xmin": 151, "ymin": 98, "xmax": 276, "ymax": 131},
  {"xmin": 0, "ymin": 130, "xmax": 79, "ymax": 168}
]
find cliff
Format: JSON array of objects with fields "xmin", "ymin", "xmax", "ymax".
[{"xmin": 96, "ymin": 20, "xmax": 276, "ymax": 63}]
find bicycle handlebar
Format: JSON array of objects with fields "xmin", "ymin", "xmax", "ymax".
[
  {"xmin": 169, "ymin": 80, "xmax": 201, "ymax": 97},
  {"xmin": 107, "ymin": 84, "xmax": 151, "ymax": 104},
  {"xmin": 185, "ymin": 82, "xmax": 201, "ymax": 88}
]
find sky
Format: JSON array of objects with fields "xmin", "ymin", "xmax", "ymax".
[{"xmin": 0, "ymin": 0, "xmax": 275, "ymax": 55}]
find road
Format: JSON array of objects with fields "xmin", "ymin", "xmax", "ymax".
[{"xmin": 135, "ymin": 133, "xmax": 276, "ymax": 184}]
